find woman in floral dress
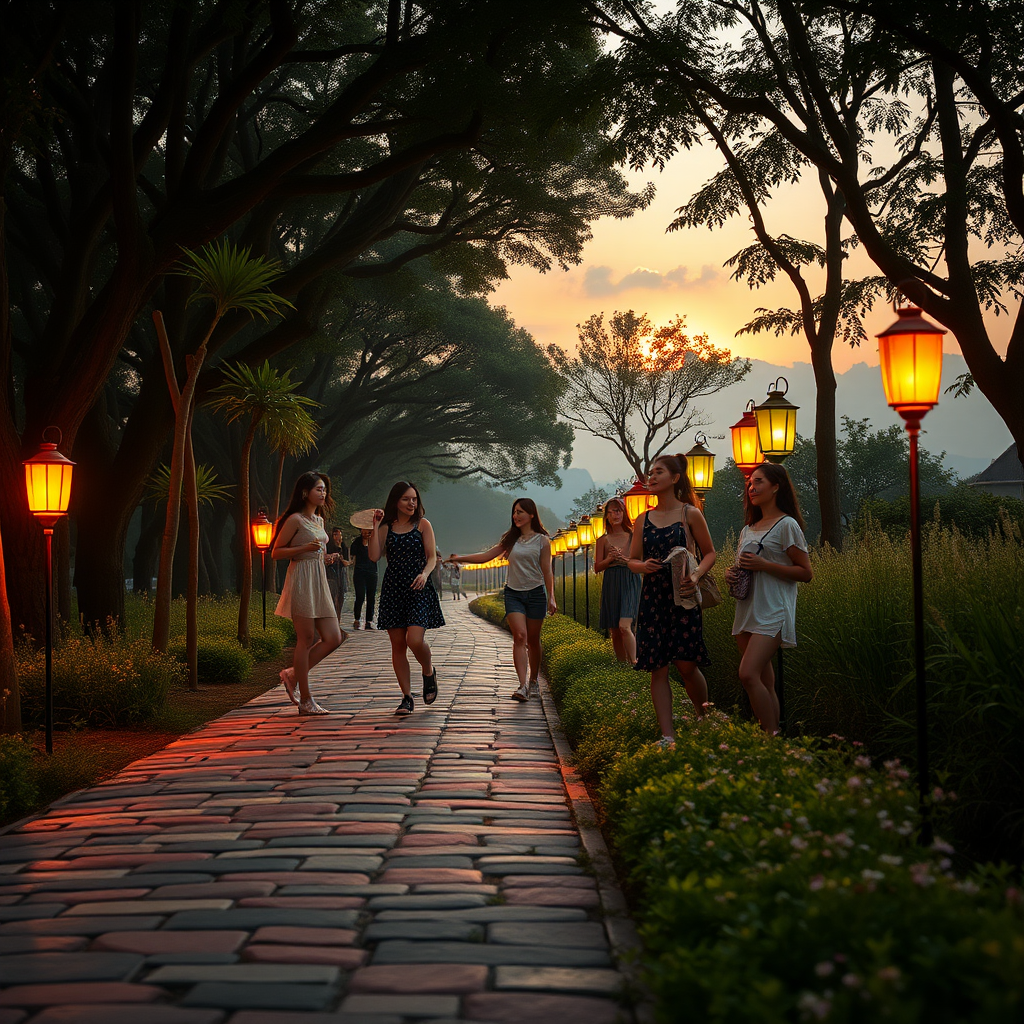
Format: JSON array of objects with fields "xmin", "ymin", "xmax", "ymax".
[{"xmin": 627, "ymin": 454, "xmax": 716, "ymax": 747}]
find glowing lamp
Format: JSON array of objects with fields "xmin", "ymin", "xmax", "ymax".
[
  {"xmin": 590, "ymin": 506, "xmax": 606, "ymax": 540},
  {"xmin": 685, "ymin": 433, "xmax": 715, "ymax": 492},
  {"xmin": 251, "ymin": 507, "xmax": 274, "ymax": 551},
  {"xmin": 730, "ymin": 399, "xmax": 765, "ymax": 478},
  {"xmin": 564, "ymin": 522, "xmax": 580, "ymax": 551},
  {"xmin": 621, "ymin": 478, "xmax": 656, "ymax": 521},
  {"xmin": 552, "ymin": 530, "xmax": 566, "ymax": 554},
  {"xmin": 877, "ymin": 306, "xmax": 945, "ymax": 424},
  {"xmin": 577, "ymin": 515, "xmax": 595, "ymax": 546},
  {"xmin": 754, "ymin": 377, "xmax": 799, "ymax": 462},
  {"xmin": 24, "ymin": 427, "xmax": 75, "ymax": 527}
]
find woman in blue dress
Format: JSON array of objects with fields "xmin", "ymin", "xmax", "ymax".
[
  {"xmin": 627, "ymin": 453, "xmax": 716, "ymax": 747},
  {"xmin": 368, "ymin": 481, "xmax": 444, "ymax": 716},
  {"xmin": 595, "ymin": 497, "xmax": 641, "ymax": 664}
]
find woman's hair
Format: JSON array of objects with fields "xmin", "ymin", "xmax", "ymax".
[
  {"xmin": 382, "ymin": 480, "xmax": 424, "ymax": 525},
  {"xmin": 744, "ymin": 462, "xmax": 806, "ymax": 529},
  {"xmin": 499, "ymin": 497, "xmax": 548, "ymax": 553},
  {"xmin": 272, "ymin": 471, "xmax": 335, "ymax": 547},
  {"xmin": 651, "ymin": 453, "xmax": 697, "ymax": 506},
  {"xmin": 602, "ymin": 496, "xmax": 633, "ymax": 534}
]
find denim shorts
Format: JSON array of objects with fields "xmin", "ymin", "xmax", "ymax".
[{"xmin": 504, "ymin": 585, "xmax": 547, "ymax": 620}]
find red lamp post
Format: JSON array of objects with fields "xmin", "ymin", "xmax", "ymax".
[
  {"xmin": 621, "ymin": 477, "xmax": 657, "ymax": 522},
  {"xmin": 877, "ymin": 305, "xmax": 946, "ymax": 846},
  {"xmin": 23, "ymin": 427, "xmax": 76, "ymax": 754},
  {"xmin": 730, "ymin": 400, "xmax": 766, "ymax": 478}
]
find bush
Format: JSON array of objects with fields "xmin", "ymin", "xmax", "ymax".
[
  {"xmin": 168, "ymin": 636, "xmax": 254, "ymax": 685},
  {"xmin": 249, "ymin": 627, "xmax": 285, "ymax": 661},
  {"xmin": 17, "ymin": 634, "xmax": 182, "ymax": 727},
  {"xmin": 0, "ymin": 735, "xmax": 38, "ymax": 822}
]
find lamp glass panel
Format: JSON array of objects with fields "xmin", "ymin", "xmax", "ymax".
[
  {"xmin": 622, "ymin": 491, "xmax": 646, "ymax": 521},
  {"xmin": 590, "ymin": 511, "xmax": 605, "ymax": 540},
  {"xmin": 564, "ymin": 528, "xmax": 580, "ymax": 550},
  {"xmin": 25, "ymin": 463, "xmax": 73, "ymax": 516},
  {"xmin": 251, "ymin": 520, "xmax": 274, "ymax": 549},
  {"xmin": 879, "ymin": 331, "xmax": 943, "ymax": 410},
  {"xmin": 687, "ymin": 453, "xmax": 714, "ymax": 491},
  {"xmin": 577, "ymin": 518, "xmax": 594, "ymax": 545},
  {"xmin": 756, "ymin": 405, "xmax": 797, "ymax": 457},
  {"xmin": 731, "ymin": 420, "xmax": 761, "ymax": 468}
]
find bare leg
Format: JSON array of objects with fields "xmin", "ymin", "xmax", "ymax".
[
  {"xmin": 291, "ymin": 616, "xmax": 317, "ymax": 704},
  {"xmin": 736, "ymin": 631, "xmax": 782, "ymax": 734},
  {"xmin": 388, "ymin": 628, "xmax": 411, "ymax": 697},
  {"xmin": 674, "ymin": 660, "xmax": 708, "ymax": 718},
  {"xmin": 619, "ymin": 618, "xmax": 637, "ymax": 665},
  {"xmin": 405, "ymin": 625, "xmax": 433, "ymax": 675},
  {"xmin": 609, "ymin": 627, "xmax": 626, "ymax": 663},
  {"xmin": 506, "ymin": 612, "xmax": 529, "ymax": 687},
  {"xmin": 650, "ymin": 666, "xmax": 675, "ymax": 740},
  {"xmin": 526, "ymin": 617, "xmax": 543, "ymax": 682}
]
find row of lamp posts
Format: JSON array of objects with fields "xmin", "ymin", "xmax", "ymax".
[{"xmin": 17, "ymin": 303, "xmax": 943, "ymax": 841}]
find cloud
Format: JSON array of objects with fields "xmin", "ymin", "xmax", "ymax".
[{"xmin": 582, "ymin": 263, "xmax": 721, "ymax": 297}]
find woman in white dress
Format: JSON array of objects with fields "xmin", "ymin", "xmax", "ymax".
[
  {"xmin": 728, "ymin": 463, "xmax": 813, "ymax": 734},
  {"xmin": 272, "ymin": 472, "xmax": 346, "ymax": 715}
]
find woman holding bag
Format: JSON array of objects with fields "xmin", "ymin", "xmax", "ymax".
[
  {"xmin": 627, "ymin": 453, "xmax": 716, "ymax": 747},
  {"xmin": 728, "ymin": 463, "xmax": 812, "ymax": 735}
]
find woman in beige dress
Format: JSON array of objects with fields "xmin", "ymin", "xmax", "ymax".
[{"xmin": 272, "ymin": 471, "xmax": 346, "ymax": 715}]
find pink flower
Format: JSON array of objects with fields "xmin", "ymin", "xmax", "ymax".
[
  {"xmin": 809, "ymin": 875, "xmax": 825, "ymax": 891},
  {"xmin": 847, "ymin": 776, "xmax": 862, "ymax": 789},
  {"xmin": 814, "ymin": 961, "xmax": 834, "ymax": 976}
]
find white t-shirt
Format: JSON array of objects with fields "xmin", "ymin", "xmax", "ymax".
[
  {"xmin": 731, "ymin": 516, "xmax": 808, "ymax": 648},
  {"xmin": 505, "ymin": 532, "xmax": 547, "ymax": 592}
]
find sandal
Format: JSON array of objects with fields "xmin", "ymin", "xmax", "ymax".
[
  {"xmin": 422, "ymin": 668, "xmax": 438, "ymax": 705},
  {"xmin": 279, "ymin": 668, "xmax": 298, "ymax": 705},
  {"xmin": 298, "ymin": 699, "xmax": 330, "ymax": 716}
]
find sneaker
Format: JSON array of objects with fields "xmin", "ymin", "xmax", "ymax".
[
  {"xmin": 365, "ymin": 621, "xmax": 375, "ymax": 631},
  {"xmin": 510, "ymin": 683, "xmax": 529, "ymax": 702},
  {"xmin": 352, "ymin": 620, "xmax": 360, "ymax": 630},
  {"xmin": 422, "ymin": 669, "xmax": 438, "ymax": 705},
  {"xmin": 298, "ymin": 699, "xmax": 330, "ymax": 716},
  {"xmin": 394, "ymin": 694, "xmax": 414, "ymax": 717}
]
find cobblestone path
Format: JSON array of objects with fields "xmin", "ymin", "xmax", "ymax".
[{"xmin": 0, "ymin": 603, "xmax": 637, "ymax": 1024}]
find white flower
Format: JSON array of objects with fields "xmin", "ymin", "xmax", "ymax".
[
  {"xmin": 814, "ymin": 962, "xmax": 834, "ymax": 977},
  {"xmin": 861, "ymin": 869, "xmax": 884, "ymax": 881}
]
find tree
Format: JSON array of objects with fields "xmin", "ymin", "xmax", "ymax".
[
  {"xmin": 207, "ymin": 361, "xmax": 318, "ymax": 647},
  {"xmin": 569, "ymin": 486, "xmax": 611, "ymax": 522},
  {"xmin": 587, "ymin": 0, "xmax": 1024, "ymax": 480},
  {"xmin": 549, "ymin": 309, "xmax": 750, "ymax": 479},
  {"xmin": 3, "ymin": 1, "xmax": 648, "ymax": 643}
]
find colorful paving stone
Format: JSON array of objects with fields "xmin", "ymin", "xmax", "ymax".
[{"xmin": 0, "ymin": 605, "xmax": 636, "ymax": 1022}]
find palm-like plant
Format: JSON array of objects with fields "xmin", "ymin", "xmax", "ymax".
[
  {"xmin": 208, "ymin": 361, "xmax": 318, "ymax": 646},
  {"xmin": 145, "ymin": 463, "xmax": 233, "ymax": 507},
  {"xmin": 152, "ymin": 240, "xmax": 293, "ymax": 684}
]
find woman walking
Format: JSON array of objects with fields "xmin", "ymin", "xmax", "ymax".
[
  {"xmin": 627, "ymin": 454, "xmax": 716, "ymax": 747},
  {"xmin": 272, "ymin": 472, "xmax": 346, "ymax": 715},
  {"xmin": 350, "ymin": 527, "xmax": 378, "ymax": 629},
  {"xmin": 727, "ymin": 463, "xmax": 812, "ymax": 735},
  {"xmin": 450, "ymin": 498, "xmax": 555, "ymax": 701},
  {"xmin": 368, "ymin": 482, "xmax": 444, "ymax": 716},
  {"xmin": 595, "ymin": 497, "xmax": 641, "ymax": 665}
]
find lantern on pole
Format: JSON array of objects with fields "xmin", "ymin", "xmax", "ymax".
[
  {"xmin": 877, "ymin": 304, "xmax": 946, "ymax": 846},
  {"xmin": 590, "ymin": 506, "xmax": 606, "ymax": 541},
  {"xmin": 251, "ymin": 508, "xmax": 273, "ymax": 631},
  {"xmin": 621, "ymin": 477, "xmax": 657, "ymax": 522},
  {"xmin": 685, "ymin": 433, "xmax": 716, "ymax": 507},
  {"xmin": 730, "ymin": 399, "xmax": 765, "ymax": 478},
  {"xmin": 23, "ymin": 427, "xmax": 76, "ymax": 755},
  {"xmin": 577, "ymin": 515, "xmax": 595, "ymax": 629},
  {"xmin": 754, "ymin": 377, "xmax": 799, "ymax": 462},
  {"xmin": 564, "ymin": 522, "xmax": 580, "ymax": 620}
]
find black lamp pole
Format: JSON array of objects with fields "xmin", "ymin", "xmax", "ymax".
[{"xmin": 43, "ymin": 527, "xmax": 55, "ymax": 754}]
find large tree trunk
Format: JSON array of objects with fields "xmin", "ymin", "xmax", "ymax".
[
  {"xmin": 810, "ymin": 344, "xmax": 843, "ymax": 549},
  {"xmin": 133, "ymin": 503, "xmax": 163, "ymax": 593},
  {"xmin": 236, "ymin": 417, "xmax": 259, "ymax": 648},
  {"xmin": 0, "ymin": 529, "xmax": 20, "ymax": 734},
  {"xmin": 184, "ymin": 408, "xmax": 200, "ymax": 691}
]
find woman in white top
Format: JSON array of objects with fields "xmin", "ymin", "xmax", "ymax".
[
  {"xmin": 728, "ymin": 463, "xmax": 813, "ymax": 734},
  {"xmin": 450, "ymin": 498, "xmax": 555, "ymax": 702}
]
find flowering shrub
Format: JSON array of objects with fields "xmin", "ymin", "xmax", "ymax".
[
  {"xmin": 0, "ymin": 735, "xmax": 37, "ymax": 822},
  {"xmin": 167, "ymin": 636, "xmax": 254, "ymax": 684}
]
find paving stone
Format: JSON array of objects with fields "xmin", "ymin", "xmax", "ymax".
[
  {"xmin": 378, "ymin": 868, "xmax": 482, "ymax": 885},
  {"xmin": 277, "ymin": 885, "xmax": 405, "ymax": 898},
  {"xmin": 164, "ymin": 909, "xmax": 358, "ymax": 930},
  {"xmin": 0, "ymin": 936, "xmax": 87, "ymax": 955},
  {"xmin": 376, "ymin": 855, "xmax": 474, "ymax": 869},
  {"xmin": 249, "ymin": 926, "xmax": 356, "ymax": 946},
  {"xmin": 0, "ymin": 952, "xmax": 143, "ymax": 984},
  {"xmin": 501, "ymin": 875, "xmax": 595, "ymax": 888},
  {"xmin": 366, "ymin": 894, "xmax": 489, "ymax": 911},
  {"xmin": 147, "ymin": 964, "xmax": 339, "ymax": 984},
  {"xmin": 479, "ymin": 861, "xmax": 583, "ymax": 876},
  {"xmin": 363, "ymin": 920, "xmax": 484, "ymax": 942},
  {"xmin": 22, "ymin": 889, "xmax": 152, "ymax": 905},
  {"xmin": 263, "ymin": 835, "xmax": 395, "ymax": 849},
  {"xmin": 30, "ymin": 875, "xmax": 214, "ymax": 890},
  {"xmin": 374, "ymin": 907, "xmax": 588, "ymax": 924},
  {"xmin": 179, "ymin": 983, "xmax": 335, "ymax": 1011},
  {"xmin": 65, "ymin": 899, "xmax": 233, "ymax": 915},
  {"xmin": 148, "ymin": 883, "xmax": 276, "ymax": 900},
  {"xmin": 493, "ymin": 966, "xmax": 623, "ymax": 995},
  {"xmin": 92, "ymin": 931, "xmax": 248, "ymax": 954},
  {"xmin": 487, "ymin": 921, "xmax": 608, "ymax": 949},
  {"xmin": 0, "ymin": 982, "xmax": 164, "ymax": 1005},
  {"xmin": 348, "ymin": 963, "xmax": 488, "ymax": 995},
  {"xmin": 503, "ymin": 887, "xmax": 601, "ymax": 908},
  {"xmin": 0, "ymin": 904, "xmax": 67, "ymax": 920},
  {"xmin": 0, "ymin": 1010, "xmax": 24, "ymax": 1024},
  {"xmin": 293, "ymin": 856, "xmax": 382, "ymax": 872},
  {"xmin": 24, "ymin": 1006, "xmax": 225, "ymax": 1024},
  {"xmin": 339, "ymin": 995, "xmax": 459, "ymax": 1018},
  {"xmin": 463, "ymin": 992, "xmax": 621, "ymax": 1024},
  {"xmin": 371, "ymin": 941, "xmax": 611, "ymax": 967},
  {"xmin": 241, "ymin": 945, "xmax": 366, "ymax": 969},
  {"xmin": 223, "ymin": 1012, "xmax": 398, "ymax": 1024},
  {"xmin": 0, "ymin": 916, "xmax": 165, "ymax": 935},
  {"xmin": 226, "ymin": 872, "xmax": 369, "ymax": 886},
  {"xmin": 130, "ymin": 859, "xmax": 299, "ymax": 875},
  {"xmin": 237, "ymin": 897, "xmax": 363, "ymax": 910},
  {"xmin": 396, "ymin": 834, "xmax": 481, "ymax": 847},
  {"xmin": 412, "ymin": 884, "xmax": 499, "ymax": 896}
]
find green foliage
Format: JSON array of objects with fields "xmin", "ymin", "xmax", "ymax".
[
  {"xmin": 857, "ymin": 486, "xmax": 1024, "ymax": 538},
  {"xmin": 248, "ymin": 628, "xmax": 285, "ymax": 662},
  {"xmin": 0, "ymin": 736, "xmax": 38, "ymax": 822},
  {"xmin": 16, "ymin": 635, "xmax": 182, "ymax": 728},
  {"xmin": 145, "ymin": 463, "xmax": 233, "ymax": 507},
  {"xmin": 167, "ymin": 637, "xmax": 255, "ymax": 685},
  {"xmin": 207, "ymin": 360, "xmax": 319, "ymax": 442}
]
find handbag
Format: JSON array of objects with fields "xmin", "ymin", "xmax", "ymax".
[
  {"xmin": 683, "ymin": 505, "xmax": 723, "ymax": 610},
  {"xmin": 726, "ymin": 517, "xmax": 788, "ymax": 600}
]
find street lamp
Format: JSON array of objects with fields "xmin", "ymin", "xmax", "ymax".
[
  {"xmin": 621, "ymin": 477, "xmax": 657, "ymax": 522},
  {"xmin": 685, "ymin": 432, "xmax": 716, "ymax": 508},
  {"xmin": 23, "ymin": 427, "xmax": 75, "ymax": 755},
  {"xmin": 552, "ymin": 530, "xmax": 566, "ymax": 609},
  {"xmin": 730, "ymin": 399, "xmax": 766, "ymax": 478},
  {"xmin": 754, "ymin": 377, "xmax": 800, "ymax": 462},
  {"xmin": 590, "ymin": 506, "xmax": 606, "ymax": 541},
  {"xmin": 251, "ymin": 508, "xmax": 273, "ymax": 631},
  {"xmin": 577, "ymin": 515, "xmax": 595, "ymax": 629},
  {"xmin": 877, "ymin": 304, "xmax": 945, "ymax": 846},
  {"xmin": 564, "ymin": 521, "xmax": 580, "ymax": 620}
]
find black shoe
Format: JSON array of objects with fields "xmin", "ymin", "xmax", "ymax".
[
  {"xmin": 395, "ymin": 694, "xmax": 414, "ymax": 716},
  {"xmin": 422, "ymin": 668, "xmax": 438, "ymax": 705}
]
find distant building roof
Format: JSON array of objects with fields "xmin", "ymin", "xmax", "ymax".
[{"xmin": 968, "ymin": 444, "xmax": 1022, "ymax": 486}]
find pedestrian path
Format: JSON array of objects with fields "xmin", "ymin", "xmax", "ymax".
[{"xmin": 0, "ymin": 602, "xmax": 637, "ymax": 1024}]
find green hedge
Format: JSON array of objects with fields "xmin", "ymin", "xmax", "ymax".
[
  {"xmin": 469, "ymin": 600, "xmax": 1024, "ymax": 1024},
  {"xmin": 167, "ymin": 636, "xmax": 255, "ymax": 685},
  {"xmin": 0, "ymin": 735, "xmax": 38, "ymax": 822}
]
